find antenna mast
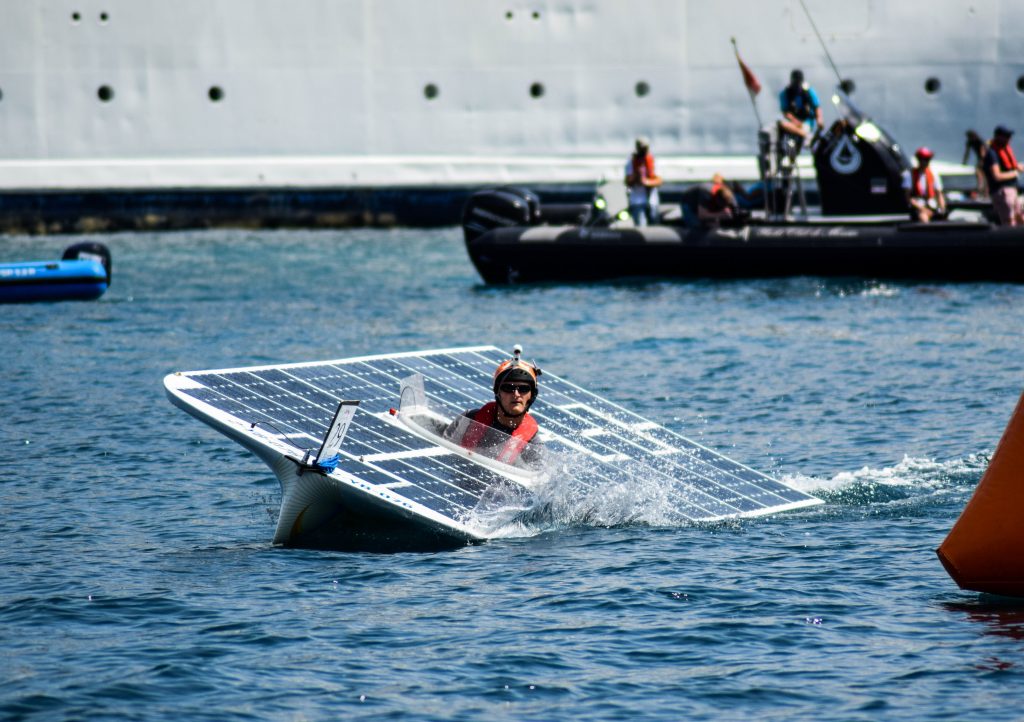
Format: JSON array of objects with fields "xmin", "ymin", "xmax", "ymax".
[{"xmin": 798, "ymin": 0, "xmax": 844, "ymax": 88}]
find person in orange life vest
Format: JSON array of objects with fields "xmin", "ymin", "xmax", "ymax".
[
  {"xmin": 445, "ymin": 350, "xmax": 543, "ymax": 467},
  {"xmin": 983, "ymin": 125, "xmax": 1024, "ymax": 227},
  {"xmin": 624, "ymin": 136, "xmax": 663, "ymax": 226},
  {"xmin": 697, "ymin": 173, "xmax": 739, "ymax": 225},
  {"xmin": 902, "ymin": 147, "xmax": 946, "ymax": 223}
]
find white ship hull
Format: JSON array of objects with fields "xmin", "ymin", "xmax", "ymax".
[{"xmin": 0, "ymin": 0, "xmax": 1015, "ymax": 225}]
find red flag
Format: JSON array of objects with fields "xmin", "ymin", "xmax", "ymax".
[{"xmin": 735, "ymin": 52, "xmax": 762, "ymax": 96}]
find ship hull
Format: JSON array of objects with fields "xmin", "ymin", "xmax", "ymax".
[{"xmin": 0, "ymin": 1, "xmax": 1014, "ymax": 194}]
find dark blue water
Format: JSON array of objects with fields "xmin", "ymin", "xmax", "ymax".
[{"xmin": 3, "ymin": 228, "xmax": 1024, "ymax": 721}]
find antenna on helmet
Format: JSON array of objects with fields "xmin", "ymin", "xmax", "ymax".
[{"xmin": 511, "ymin": 344, "xmax": 541, "ymax": 378}]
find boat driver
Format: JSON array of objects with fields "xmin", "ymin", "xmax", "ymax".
[
  {"xmin": 902, "ymin": 147, "xmax": 947, "ymax": 223},
  {"xmin": 445, "ymin": 350, "xmax": 543, "ymax": 467}
]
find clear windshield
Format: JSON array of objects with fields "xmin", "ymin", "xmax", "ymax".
[
  {"xmin": 830, "ymin": 88, "xmax": 865, "ymax": 126},
  {"xmin": 398, "ymin": 374, "xmax": 544, "ymax": 470},
  {"xmin": 829, "ymin": 87, "xmax": 910, "ymax": 169}
]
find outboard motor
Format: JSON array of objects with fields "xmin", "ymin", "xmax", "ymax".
[
  {"xmin": 461, "ymin": 187, "xmax": 540, "ymax": 244},
  {"xmin": 813, "ymin": 91, "xmax": 911, "ymax": 215},
  {"xmin": 62, "ymin": 242, "xmax": 112, "ymax": 285}
]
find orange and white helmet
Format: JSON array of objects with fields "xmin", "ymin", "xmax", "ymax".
[{"xmin": 492, "ymin": 345, "xmax": 542, "ymax": 407}]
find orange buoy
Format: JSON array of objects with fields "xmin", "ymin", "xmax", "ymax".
[{"xmin": 938, "ymin": 390, "xmax": 1024, "ymax": 596}]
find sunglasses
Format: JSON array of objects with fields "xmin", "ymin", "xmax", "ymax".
[{"xmin": 499, "ymin": 383, "xmax": 533, "ymax": 395}]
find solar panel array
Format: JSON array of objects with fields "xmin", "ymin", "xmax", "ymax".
[{"xmin": 168, "ymin": 346, "xmax": 820, "ymax": 530}]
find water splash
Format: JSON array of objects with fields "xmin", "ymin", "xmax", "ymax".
[
  {"xmin": 466, "ymin": 452, "xmax": 991, "ymax": 537},
  {"xmin": 465, "ymin": 452, "xmax": 690, "ymax": 538}
]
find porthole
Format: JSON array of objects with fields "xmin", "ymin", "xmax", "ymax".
[
  {"xmin": 505, "ymin": 11, "xmax": 513, "ymax": 20},
  {"xmin": 208, "ymin": 86, "xmax": 224, "ymax": 102},
  {"xmin": 924, "ymin": 77, "xmax": 941, "ymax": 95},
  {"xmin": 1017, "ymin": 76, "xmax": 1024, "ymax": 94},
  {"xmin": 532, "ymin": 11, "xmax": 540, "ymax": 20},
  {"xmin": 0, "ymin": 89, "xmax": 4, "ymax": 102},
  {"xmin": 97, "ymin": 85, "xmax": 114, "ymax": 102},
  {"xmin": 635, "ymin": 81, "xmax": 651, "ymax": 98},
  {"xmin": 99, "ymin": 11, "xmax": 109, "ymax": 23},
  {"xmin": 839, "ymin": 78, "xmax": 856, "ymax": 95},
  {"xmin": 423, "ymin": 83, "xmax": 439, "ymax": 100},
  {"xmin": 71, "ymin": 11, "xmax": 81, "ymax": 22},
  {"xmin": 529, "ymin": 82, "xmax": 545, "ymax": 99}
]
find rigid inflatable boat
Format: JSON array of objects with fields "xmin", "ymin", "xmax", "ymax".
[
  {"xmin": 938, "ymin": 390, "xmax": 1024, "ymax": 597},
  {"xmin": 463, "ymin": 94, "xmax": 1023, "ymax": 285},
  {"xmin": 165, "ymin": 346, "xmax": 822, "ymax": 550},
  {"xmin": 0, "ymin": 242, "xmax": 112, "ymax": 302}
]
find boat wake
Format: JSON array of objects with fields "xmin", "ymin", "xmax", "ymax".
[
  {"xmin": 782, "ymin": 454, "xmax": 988, "ymax": 506},
  {"xmin": 466, "ymin": 453, "xmax": 990, "ymax": 538}
]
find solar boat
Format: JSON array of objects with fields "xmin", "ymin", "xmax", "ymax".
[{"xmin": 164, "ymin": 346, "xmax": 822, "ymax": 549}]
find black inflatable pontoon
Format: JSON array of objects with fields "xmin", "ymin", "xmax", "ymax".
[{"xmin": 463, "ymin": 94, "xmax": 1023, "ymax": 284}]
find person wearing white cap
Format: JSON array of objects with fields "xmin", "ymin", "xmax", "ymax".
[{"xmin": 624, "ymin": 136, "xmax": 663, "ymax": 226}]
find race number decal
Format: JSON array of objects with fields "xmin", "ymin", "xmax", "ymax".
[{"xmin": 316, "ymin": 400, "xmax": 360, "ymax": 465}]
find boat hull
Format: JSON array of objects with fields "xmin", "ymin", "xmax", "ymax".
[
  {"xmin": 465, "ymin": 221, "xmax": 1024, "ymax": 284},
  {"xmin": 164, "ymin": 383, "xmax": 480, "ymax": 551},
  {"xmin": 268, "ymin": 454, "xmax": 478, "ymax": 551},
  {"xmin": 0, "ymin": 258, "xmax": 109, "ymax": 302}
]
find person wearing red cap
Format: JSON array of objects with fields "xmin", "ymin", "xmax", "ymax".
[
  {"xmin": 902, "ymin": 147, "xmax": 946, "ymax": 223},
  {"xmin": 983, "ymin": 125, "xmax": 1024, "ymax": 226}
]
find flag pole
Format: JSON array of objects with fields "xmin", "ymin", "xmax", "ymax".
[
  {"xmin": 730, "ymin": 38, "xmax": 771, "ymax": 215},
  {"xmin": 731, "ymin": 37, "xmax": 763, "ymax": 128}
]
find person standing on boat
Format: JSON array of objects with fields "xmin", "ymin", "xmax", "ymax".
[
  {"xmin": 777, "ymin": 69, "xmax": 823, "ymax": 151},
  {"xmin": 902, "ymin": 147, "xmax": 946, "ymax": 223},
  {"xmin": 963, "ymin": 130, "xmax": 989, "ymax": 200},
  {"xmin": 984, "ymin": 125, "xmax": 1024, "ymax": 226},
  {"xmin": 446, "ymin": 349, "xmax": 543, "ymax": 466},
  {"xmin": 625, "ymin": 137, "xmax": 663, "ymax": 226}
]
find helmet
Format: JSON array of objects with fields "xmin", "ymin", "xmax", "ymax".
[
  {"xmin": 493, "ymin": 345, "xmax": 542, "ymax": 409},
  {"xmin": 915, "ymin": 146, "xmax": 934, "ymax": 160}
]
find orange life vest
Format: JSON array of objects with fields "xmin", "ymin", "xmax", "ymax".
[
  {"xmin": 460, "ymin": 402, "xmax": 538, "ymax": 465},
  {"xmin": 996, "ymin": 143, "xmax": 1019, "ymax": 173},
  {"xmin": 910, "ymin": 167, "xmax": 937, "ymax": 199},
  {"xmin": 630, "ymin": 153, "xmax": 657, "ymax": 183}
]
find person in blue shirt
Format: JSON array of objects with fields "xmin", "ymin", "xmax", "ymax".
[{"xmin": 778, "ymin": 69, "xmax": 823, "ymax": 143}]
